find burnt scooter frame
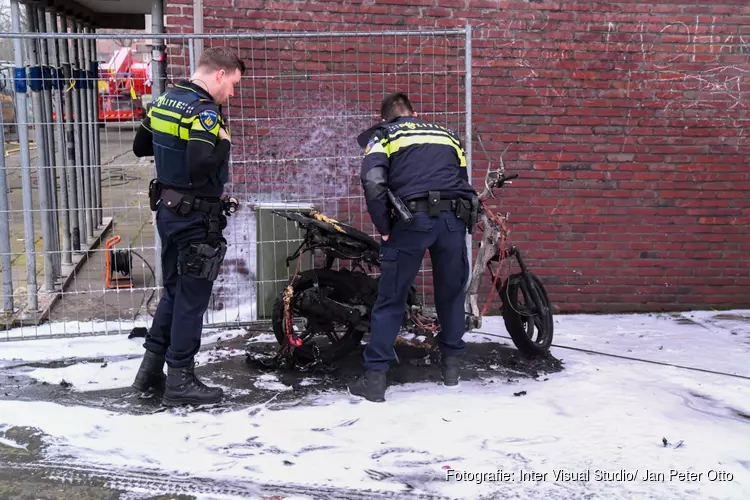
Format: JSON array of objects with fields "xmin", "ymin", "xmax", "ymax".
[
  {"xmin": 463, "ymin": 136, "xmax": 554, "ymax": 355},
  {"xmin": 269, "ymin": 210, "xmax": 402, "ymax": 366}
]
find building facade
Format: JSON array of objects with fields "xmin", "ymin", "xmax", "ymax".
[{"xmin": 164, "ymin": 0, "xmax": 750, "ymax": 314}]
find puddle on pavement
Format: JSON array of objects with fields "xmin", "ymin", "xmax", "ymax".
[
  {"xmin": 0, "ymin": 426, "xmax": 48, "ymax": 464},
  {"xmin": 1, "ymin": 329, "xmax": 564, "ymax": 417},
  {"xmin": 710, "ymin": 314, "xmax": 750, "ymax": 323}
]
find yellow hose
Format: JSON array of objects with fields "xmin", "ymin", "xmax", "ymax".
[{"xmin": 3, "ymin": 141, "xmax": 36, "ymax": 156}]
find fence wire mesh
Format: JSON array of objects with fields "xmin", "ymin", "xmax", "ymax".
[{"xmin": 0, "ymin": 24, "xmax": 470, "ymax": 341}]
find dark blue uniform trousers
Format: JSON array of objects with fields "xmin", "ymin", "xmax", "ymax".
[
  {"xmin": 143, "ymin": 204, "xmax": 217, "ymax": 368},
  {"xmin": 364, "ymin": 211, "xmax": 469, "ymax": 372}
]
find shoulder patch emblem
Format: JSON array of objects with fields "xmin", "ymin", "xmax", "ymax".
[{"xmin": 199, "ymin": 109, "xmax": 219, "ymax": 131}]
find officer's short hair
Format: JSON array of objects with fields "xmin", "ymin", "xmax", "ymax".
[
  {"xmin": 381, "ymin": 92, "xmax": 414, "ymax": 121},
  {"xmin": 198, "ymin": 47, "xmax": 246, "ymax": 75}
]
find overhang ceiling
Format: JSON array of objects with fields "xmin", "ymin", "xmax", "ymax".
[
  {"xmin": 22, "ymin": 0, "xmax": 154, "ymax": 29},
  {"xmin": 74, "ymin": 0, "xmax": 152, "ymax": 15}
]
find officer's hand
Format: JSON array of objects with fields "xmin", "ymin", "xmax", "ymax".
[
  {"xmin": 381, "ymin": 234, "xmax": 389, "ymax": 241},
  {"xmin": 219, "ymin": 127, "xmax": 230, "ymax": 142}
]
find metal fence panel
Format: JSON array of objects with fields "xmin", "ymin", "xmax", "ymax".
[{"xmin": 0, "ymin": 25, "xmax": 470, "ymax": 341}]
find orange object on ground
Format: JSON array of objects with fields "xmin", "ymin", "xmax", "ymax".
[{"xmin": 105, "ymin": 235, "xmax": 133, "ymax": 289}]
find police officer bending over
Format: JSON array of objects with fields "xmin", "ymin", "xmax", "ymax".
[
  {"xmin": 130, "ymin": 47, "xmax": 245, "ymax": 407},
  {"xmin": 349, "ymin": 92, "xmax": 479, "ymax": 402}
]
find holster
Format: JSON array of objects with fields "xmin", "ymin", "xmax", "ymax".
[
  {"xmin": 455, "ymin": 195, "xmax": 480, "ymax": 234},
  {"xmin": 148, "ymin": 179, "xmax": 162, "ymax": 211},
  {"xmin": 179, "ymin": 238, "xmax": 227, "ymax": 281},
  {"xmin": 468, "ymin": 195, "xmax": 479, "ymax": 234},
  {"xmin": 427, "ymin": 191, "xmax": 441, "ymax": 218},
  {"xmin": 207, "ymin": 213, "xmax": 225, "ymax": 243},
  {"xmin": 387, "ymin": 189, "xmax": 414, "ymax": 224}
]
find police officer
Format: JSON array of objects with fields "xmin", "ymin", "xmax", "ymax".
[
  {"xmin": 130, "ymin": 47, "xmax": 245, "ymax": 407},
  {"xmin": 349, "ymin": 92, "xmax": 479, "ymax": 402}
]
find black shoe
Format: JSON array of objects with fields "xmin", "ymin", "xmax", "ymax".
[
  {"xmin": 441, "ymin": 355, "xmax": 460, "ymax": 386},
  {"xmin": 349, "ymin": 370, "xmax": 387, "ymax": 402},
  {"xmin": 161, "ymin": 361, "xmax": 223, "ymax": 407},
  {"xmin": 131, "ymin": 350, "xmax": 166, "ymax": 393}
]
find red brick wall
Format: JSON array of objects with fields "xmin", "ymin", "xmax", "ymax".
[{"xmin": 166, "ymin": 0, "xmax": 750, "ymax": 314}]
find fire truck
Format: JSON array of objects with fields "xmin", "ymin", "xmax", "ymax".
[
  {"xmin": 98, "ymin": 47, "xmax": 152, "ymax": 122},
  {"xmin": 50, "ymin": 47, "xmax": 151, "ymax": 124}
]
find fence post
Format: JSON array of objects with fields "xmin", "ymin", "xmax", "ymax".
[
  {"xmin": 0, "ymin": 95, "xmax": 13, "ymax": 313},
  {"xmin": 47, "ymin": 9, "xmax": 72, "ymax": 266},
  {"xmin": 68, "ymin": 19, "xmax": 88, "ymax": 246},
  {"xmin": 189, "ymin": 38, "xmax": 196, "ymax": 75},
  {"xmin": 464, "ymin": 23, "xmax": 473, "ymax": 290},
  {"xmin": 75, "ymin": 19, "xmax": 94, "ymax": 241},
  {"xmin": 83, "ymin": 24, "xmax": 98, "ymax": 231},
  {"xmin": 59, "ymin": 14, "xmax": 81, "ymax": 253},
  {"xmin": 89, "ymin": 28, "xmax": 102, "ymax": 226},
  {"xmin": 193, "ymin": 0, "xmax": 204, "ymax": 61},
  {"xmin": 26, "ymin": 2, "xmax": 58, "ymax": 293},
  {"xmin": 36, "ymin": 6, "xmax": 62, "ymax": 279},
  {"xmin": 152, "ymin": 0, "xmax": 165, "ymax": 288},
  {"xmin": 10, "ymin": 0, "xmax": 39, "ymax": 311}
]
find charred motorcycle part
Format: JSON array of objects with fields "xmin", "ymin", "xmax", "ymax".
[
  {"xmin": 282, "ymin": 284, "xmax": 302, "ymax": 348},
  {"xmin": 272, "ymin": 269, "xmax": 377, "ymax": 364},
  {"xmin": 294, "ymin": 288, "xmax": 369, "ymax": 333},
  {"xmin": 498, "ymin": 271, "xmax": 554, "ymax": 356},
  {"xmin": 271, "ymin": 268, "xmax": 420, "ymax": 365}
]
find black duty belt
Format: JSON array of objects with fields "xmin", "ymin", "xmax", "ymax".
[
  {"xmin": 161, "ymin": 188, "xmax": 222, "ymax": 216},
  {"xmin": 159, "ymin": 188, "xmax": 224, "ymax": 242},
  {"xmin": 407, "ymin": 198, "xmax": 458, "ymax": 212}
]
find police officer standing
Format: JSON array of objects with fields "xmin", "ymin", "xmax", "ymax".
[
  {"xmin": 349, "ymin": 92, "xmax": 479, "ymax": 402},
  {"xmin": 130, "ymin": 47, "xmax": 245, "ymax": 407}
]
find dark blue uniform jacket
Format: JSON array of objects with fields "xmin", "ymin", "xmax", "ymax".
[
  {"xmin": 359, "ymin": 115, "xmax": 476, "ymax": 236},
  {"xmin": 133, "ymin": 80, "xmax": 231, "ymax": 199}
]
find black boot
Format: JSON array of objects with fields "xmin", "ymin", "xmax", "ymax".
[
  {"xmin": 441, "ymin": 355, "xmax": 461, "ymax": 386},
  {"xmin": 349, "ymin": 370, "xmax": 387, "ymax": 402},
  {"xmin": 131, "ymin": 350, "xmax": 166, "ymax": 393},
  {"xmin": 161, "ymin": 361, "xmax": 223, "ymax": 407}
]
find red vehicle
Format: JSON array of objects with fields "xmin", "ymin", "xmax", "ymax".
[
  {"xmin": 98, "ymin": 47, "xmax": 152, "ymax": 122},
  {"xmin": 52, "ymin": 47, "xmax": 152, "ymax": 123}
]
